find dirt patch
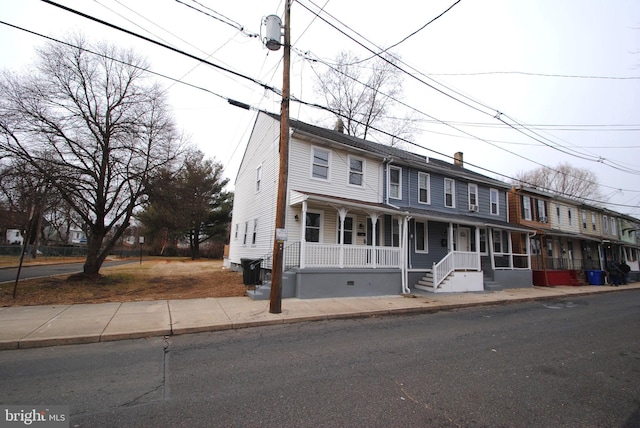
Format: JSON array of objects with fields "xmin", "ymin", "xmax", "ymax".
[{"xmin": 0, "ymin": 258, "xmax": 246, "ymax": 307}]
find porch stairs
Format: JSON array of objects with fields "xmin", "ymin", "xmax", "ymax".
[{"xmin": 414, "ymin": 271, "xmax": 453, "ymax": 293}]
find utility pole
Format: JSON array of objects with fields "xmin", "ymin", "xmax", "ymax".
[{"xmin": 269, "ymin": 0, "xmax": 291, "ymax": 314}]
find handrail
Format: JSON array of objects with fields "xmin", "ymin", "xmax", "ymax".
[{"xmin": 432, "ymin": 252, "xmax": 455, "ymax": 288}]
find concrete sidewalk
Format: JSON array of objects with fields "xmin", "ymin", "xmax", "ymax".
[{"xmin": 1, "ymin": 284, "xmax": 638, "ymax": 350}]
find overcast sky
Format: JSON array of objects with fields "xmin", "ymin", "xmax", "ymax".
[{"xmin": 1, "ymin": 0, "xmax": 639, "ymax": 215}]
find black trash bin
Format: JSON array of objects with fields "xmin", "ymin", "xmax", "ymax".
[{"xmin": 240, "ymin": 258, "xmax": 262, "ymax": 285}]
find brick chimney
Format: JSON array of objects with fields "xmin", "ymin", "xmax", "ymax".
[
  {"xmin": 334, "ymin": 118, "xmax": 344, "ymax": 133},
  {"xmin": 454, "ymin": 151, "xmax": 463, "ymax": 167}
]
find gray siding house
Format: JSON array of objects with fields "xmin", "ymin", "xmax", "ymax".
[{"xmin": 229, "ymin": 112, "xmax": 533, "ymax": 299}]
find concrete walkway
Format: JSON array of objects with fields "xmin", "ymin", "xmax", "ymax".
[{"xmin": 1, "ymin": 283, "xmax": 638, "ymax": 350}]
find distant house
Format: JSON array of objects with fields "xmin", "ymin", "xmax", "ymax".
[{"xmin": 229, "ymin": 112, "xmax": 534, "ymax": 299}]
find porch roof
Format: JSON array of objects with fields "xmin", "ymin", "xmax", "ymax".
[
  {"xmin": 406, "ymin": 207, "xmax": 534, "ymax": 233},
  {"xmin": 289, "ymin": 190, "xmax": 405, "ymax": 216}
]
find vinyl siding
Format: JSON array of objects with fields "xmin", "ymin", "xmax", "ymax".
[{"xmin": 229, "ymin": 113, "xmax": 280, "ymax": 264}]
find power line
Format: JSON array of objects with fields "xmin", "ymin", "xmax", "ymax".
[
  {"xmin": 12, "ymin": 4, "xmax": 640, "ymax": 206},
  {"xmin": 427, "ymin": 70, "xmax": 640, "ymax": 80},
  {"xmin": 174, "ymin": 0, "xmax": 259, "ymax": 38}
]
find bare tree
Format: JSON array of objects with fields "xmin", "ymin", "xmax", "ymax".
[
  {"xmin": 514, "ymin": 163, "xmax": 604, "ymax": 203},
  {"xmin": 0, "ymin": 34, "xmax": 182, "ymax": 275},
  {"xmin": 314, "ymin": 51, "xmax": 414, "ymax": 145}
]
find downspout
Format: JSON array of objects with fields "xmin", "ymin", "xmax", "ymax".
[{"xmin": 402, "ymin": 215, "xmax": 412, "ymax": 294}]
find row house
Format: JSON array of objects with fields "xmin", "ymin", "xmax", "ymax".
[
  {"xmin": 509, "ymin": 186, "xmax": 639, "ymax": 285},
  {"xmin": 229, "ymin": 112, "xmax": 533, "ymax": 299}
]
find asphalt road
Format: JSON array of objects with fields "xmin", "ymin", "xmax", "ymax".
[
  {"xmin": 0, "ymin": 260, "xmax": 134, "ymax": 283},
  {"xmin": 0, "ymin": 291, "xmax": 638, "ymax": 427}
]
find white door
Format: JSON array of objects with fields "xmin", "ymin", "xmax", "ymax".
[{"xmin": 458, "ymin": 227, "xmax": 471, "ymax": 252}]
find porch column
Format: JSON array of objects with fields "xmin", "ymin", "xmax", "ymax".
[
  {"xmin": 401, "ymin": 216, "xmax": 411, "ymax": 294},
  {"xmin": 475, "ymin": 227, "xmax": 481, "ymax": 271},
  {"xmin": 526, "ymin": 232, "xmax": 532, "ymax": 270},
  {"xmin": 370, "ymin": 213, "xmax": 379, "ymax": 269},
  {"xmin": 488, "ymin": 228, "xmax": 496, "ymax": 270},
  {"xmin": 300, "ymin": 201, "xmax": 307, "ymax": 268},
  {"xmin": 449, "ymin": 222, "xmax": 454, "ymax": 252},
  {"xmin": 337, "ymin": 207, "xmax": 348, "ymax": 268},
  {"xmin": 508, "ymin": 231, "xmax": 514, "ymax": 268}
]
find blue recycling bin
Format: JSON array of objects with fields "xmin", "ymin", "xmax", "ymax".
[{"xmin": 586, "ymin": 270, "xmax": 604, "ymax": 285}]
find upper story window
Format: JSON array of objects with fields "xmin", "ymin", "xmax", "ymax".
[
  {"xmin": 537, "ymin": 199, "xmax": 547, "ymax": 223},
  {"xmin": 444, "ymin": 178, "xmax": 455, "ymax": 208},
  {"xmin": 348, "ymin": 156, "xmax": 364, "ymax": 186},
  {"xmin": 243, "ymin": 221, "xmax": 248, "ymax": 245},
  {"xmin": 522, "ymin": 196, "xmax": 532, "ymax": 221},
  {"xmin": 255, "ymin": 165, "xmax": 262, "ymax": 192},
  {"xmin": 418, "ymin": 172, "xmax": 430, "ymax": 204},
  {"xmin": 389, "ymin": 166, "xmax": 402, "ymax": 200},
  {"xmin": 611, "ymin": 217, "xmax": 617, "ymax": 236},
  {"xmin": 234, "ymin": 224, "xmax": 239, "ymax": 239},
  {"xmin": 603, "ymin": 215, "xmax": 609, "ymax": 234},
  {"xmin": 591, "ymin": 212, "xmax": 597, "ymax": 231},
  {"xmin": 490, "ymin": 188, "xmax": 499, "ymax": 215},
  {"xmin": 312, "ymin": 147, "xmax": 330, "ymax": 180},
  {"xmin": 556, "ymin": 206, "xmax": 562, "ymax": 225},
  {"xmin": 567, "ymin": 208, "xmax": 573, "ymax": 226},
  {"xmin": 581, "ymin": 210, "xmax": 587, "ymax": 230},
  {"xmin": 468, "ymin": 183, "xmax": 478, "ymax": 211}
]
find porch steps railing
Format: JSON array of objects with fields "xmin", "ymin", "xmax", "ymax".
[{"xmin": 415, "ymin": 271, "xmax": 453, "ymax": 292}]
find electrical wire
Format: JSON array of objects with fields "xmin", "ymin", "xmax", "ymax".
[{"xmin": 8, "ymin": 5, "xmax": 640, "ymax": 210}]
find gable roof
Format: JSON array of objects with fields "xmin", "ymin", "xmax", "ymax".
[{"xmin": 262, "ymin": 111, "xmax": 509, "ymax": 189}]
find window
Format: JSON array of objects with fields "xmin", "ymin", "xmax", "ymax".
[
  {"xmin": 547, "ymin": 240, "xmax": 553, "ymax": 257},
  {"xmin": 493, "ymin": 230, "xmax": 507, "ymax": 253},
  {"xmin": 243, "ymin": 221, "xmax": 248, "ymax": 245},
  {"xmin": 389, "ymin": 166, "xmax": 401, "ymax": 199},
  {"xmin": 444, "ymin": 178, "xmax": 455, "ymax": 208},
  {"xmin": 537, "ymin": 199, "xmax": 547, "ymax": 222},
  {"xmin": 603, "ymin": 215, "xmax": 609, "ymax": 234},
  {"xmin": 255, "ymin": 165, "xmax": 262, "ymax": 192},
  {"xmin": 490, "ymin": 189, "xmax": 499, "ymax": 215},
  {"xmin": 556, "ymin": 206, "xmax": 562, "ymax": 225},
  {"xmin": 418, "ymin": 172, "xmax": 430, "ymax": 204},
  {"xmin": 415, "ymin": 221, "xmax": 428, "ymax": 252},
  {"xmin": 305, "ymin": 212, "xmax": 321, "ymax": 242},
  {"xmin": 479, "ymin": 229, "xmax": 487, "ymax": 254},
  {"xmin": 611, "ymin": 217, "xmax": 617, "ymax": 236},
  {"xmin": 234, "ymin": 224, "xmax": 238, "ymax": 239},
  {"xmin": 337, "ymin": 216, "xmax": 354, "ymax": 244},
  {"xmin": 391, "ymin": 219, "xmax": 400, "ymax": 247},
  {"xmin": 581, "ymin": 210, "xmax": 587, "ymax": 230},
  {"xmin": 468, "ymin": 183, "xmax": 478, "ymax": 210},
  {"xmin": 252, "ymin": 219, "xmax": 258, "ymax": 245},
  {"xmin": 348, "ymin": 156, "xmax": 364, "ymax": 186},
  {"xmin": 591, "ymin": 212, "xmax": 597, "ymax": 231},
  {"xmin": 522, "ymin": 196, "xmax": 532, "ymax": 221},
  {"xmin": 567, "ymin": 208, "xmax": 573, "ymax": 226},
  {"xmin": 312, "ymin": 147, "xmax": 330, "ymax": 180}
]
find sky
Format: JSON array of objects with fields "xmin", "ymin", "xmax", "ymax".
[{"xmin": 1, "ymin": 0, "xmax": 639, "ymax": 216}]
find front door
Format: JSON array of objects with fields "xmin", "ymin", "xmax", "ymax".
[{"xmin": 458, "ymin": 227, "xmax": 471, "ymax": 252}]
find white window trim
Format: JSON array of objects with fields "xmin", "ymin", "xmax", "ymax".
[
  {"xmin": 305, "ymin": 210, "xmax": 324, "ymax": 243},
  {"xmin": 336, "ymin": 215, "xmax": 355, "ymax": 244},
  {"xmin": 418, "ymin": 172, "xmax": 430, "ymax": 205},
  {"xmin": 523, "ymin": 196, "xmax": 532, "ymax": 221},
  {"xmin": 444, "ymin": 178, "xmax": 456, "ymax": 208},
  {"xmin": 603, "ymin": 215, "xmax": 609, "ymax": 233},
  {"xmin": 252, "ymin": 218, "xmax": 258, "ymax": 245},
  {"xmin": 255, "ymin": 164, "xmax": 262, "ymax": 193},
  {"xmin": 468, "ymin": 183, "xmax": 478, "ymax": 210},
  {"xmin": 388, "ymin": 166, "xmax": 402, "ymax": 200},
  {"xmin": 347, "ymin": 155, "xmax": 365, "ymax": 187},
  {"xmin": 490, "ymin": 188, "xmax": 500, "ymax": 215},
  {"xmin": 310, "ymin": 146, "xmax": 331, "ymax": 181},
  {"xmin": 414, "ymin": 220, "xmax": 429, "ymax": 253}
]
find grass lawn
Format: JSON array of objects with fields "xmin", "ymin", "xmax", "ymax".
[{"xmin": 0, "ymin": 258, "xmax": 246, "ymax": 307}]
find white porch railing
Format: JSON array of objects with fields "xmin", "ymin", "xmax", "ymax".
[
  {"xmin": 304, "ymin": 243, "xmax": 401, "ymax": 269},
  {"xmin": 432, "ymin": 251, "xmax": 480, "ymax": 288}
]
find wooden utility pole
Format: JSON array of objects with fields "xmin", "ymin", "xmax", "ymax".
[{"xmin": 269, "ymin": 0, "xmax": 291, "ymax": 314}]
